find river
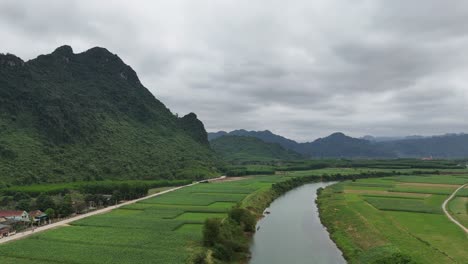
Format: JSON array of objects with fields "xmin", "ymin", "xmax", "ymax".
[{"xmin": 249, "ymin": 182, "xmax": 346, "ymax": 264}]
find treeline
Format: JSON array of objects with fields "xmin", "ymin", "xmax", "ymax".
[
  {"xmin": 276, "ymin": 159, "xmax": 464, "ymax": 171},
  {"xmin": 0, "ymin": 179, "xmax": 192, "ymax": 219},
  {"xmin": 223, "ymin": 166, "xmax": 275, "ymax": 176},
  {"xmin": 1, "ymin": 179, "xmax": 191, "ymax": 197},
  {"xmin": 271, "ymin": 171, "xmax": 401, "ymax": 195},
  {"xmin": 228, "ymin": 159, "xmax": 463, "ymax": 175},
  {"xmin": 194, "ymin": 207, "xmax": 256, "ymax": 263}
]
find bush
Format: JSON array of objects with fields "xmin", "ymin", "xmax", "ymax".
[
  {"xmin": 370, "ymin": 252, "xmax": 416, "ymax": 264},
  {"xmin": 203, "ymin": 218, "xmax": 222, "ymax": 247},
  {"xmin": 228, "ymin": 207, "xmax": 256, "ymax": 232}
]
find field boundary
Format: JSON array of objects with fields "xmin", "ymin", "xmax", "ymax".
[{"xmin": 442, "ymin": 183, "xmax": 468, "ymax": 233}]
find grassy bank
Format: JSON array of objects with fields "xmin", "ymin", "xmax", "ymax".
[{"xmin": 317, "ymin": 175, "xmax": 468, "ymax": 263}]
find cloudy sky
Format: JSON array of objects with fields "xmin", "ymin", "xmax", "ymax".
[{"xmin": 1, "ymin": 0, "xmax": 467, "ymax": 142}]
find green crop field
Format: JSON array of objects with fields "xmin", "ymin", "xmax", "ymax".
[
  {"xmin": 0, "ymin": 175, "xmax": 286, "ymax": 263},
  {"xmin": 448, "ymin": 196, "xmax": 468, "ymax": 227},
  {"xmin": 0, "ymin": 165, "xmax": 466, "ymax": 264},
  {"xmin": 318, "ymin": 174, "xmax": 468, "ymax": 264}
]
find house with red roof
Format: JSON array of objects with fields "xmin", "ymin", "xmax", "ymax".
[{"xmin": 0, "ymin": 210, "xmax": 29, "ymax": 222}]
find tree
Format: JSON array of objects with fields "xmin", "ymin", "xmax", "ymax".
[
  {"xmin": 58, "ymin": 194, "xmax": 73, "ymax": 217},
  {"xmin": 203, "ymin": 218, "xmax": 221, "ymax": 246},
  {"xmin": 228, "ymin": 207, "xmax": 256, "ymax": 232},
  {"xmin": 70, "ymin": 192, "xmax": 87, "ymax": 213},
  {"xmin": 36, "ymin": 193, "xmax": 56, "ymax": 211},
  {"xmin": 16, "ymin": 199, "xmax": 31, "ymax": 211},
  {"xmin": 44, "ymin": 208, "xmax": 55, "ymax": 219}
]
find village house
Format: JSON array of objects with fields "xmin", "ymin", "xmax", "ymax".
[
  {"xmin": 29, "ymin": 210, "xmax": 48, "ymax": 225},
  {"xmin": 0, "ymin": 210, "xmax": 30, "ymax": 222},
  {"xmin": 0, "ymin": 224, "xmax": 11, "ymax": 237}
]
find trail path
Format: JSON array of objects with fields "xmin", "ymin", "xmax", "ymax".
[
  {"xmin": 442, "ymin": 183, "xmax": 468, "ymax": 234},
  {"xmin": 0, "ymin": 176, "xmax": 226, "ymax": 244}
]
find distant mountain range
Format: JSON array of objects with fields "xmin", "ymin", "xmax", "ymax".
[
  {"xmin": 0, "ymin": 45, "xmax": 217, "ymax": 185},
  {"xmin": 208, "ymin": 130, "xmax": 468, "ymax": 158}
]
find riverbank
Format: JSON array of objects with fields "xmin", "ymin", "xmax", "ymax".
[
  {"xmin": 197, "ymin": 171, "xmax": 406, "ymax": 263},
  {"xmin": 316, "ymin": 175, "xmax": 468, "ymax": 263}
]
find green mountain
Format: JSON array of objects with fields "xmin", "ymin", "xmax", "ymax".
[
  {"xmin": 210, "ymin": 135, "xmax": 302, "ymax": 163},
  {"xmin": 297, "ymin": 132, "xmax": 396, "ymax": 158},
  {"xmin": 0, "ymin": 45, "xmax": 217, "ymax": 185},
  {"xmin": 208, "ymin": 129, "xmax": 300, "ymax": 150}
]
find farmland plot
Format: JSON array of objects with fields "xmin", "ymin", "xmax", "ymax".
[{"xmin": 0, "ymin": 176, "xmax": 280, "ymax": 263}]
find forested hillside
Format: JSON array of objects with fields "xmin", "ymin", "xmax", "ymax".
[
  {"xmin": 210, "ymin": 135, "xmax": 302, "ymax": 163},
  {"xmin": 0, "ymin": 46, "xmax": 217, "ymax": 185}
]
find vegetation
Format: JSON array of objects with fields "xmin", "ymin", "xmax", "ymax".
[
  {"xmin": 0, "ymin": 179, "xmax": 193, "ymax": 219},
  {"xmin": 317, "ymin": 174, "xmax": 468, "ymax": 263},
  {"xmin": 0, "ymin": 46, "xmax": 218, "ymax": 186},
  {"xmin": 210, "ymin": 135, "xmax": 302, "ymax": 163},
  {"xmin": 0, "ymin": 158, "xmax": 465, "ymax": 263},
  {"xmin": 0, "ymin": 176, "xmax": 285, "ymax": 263},
  {"xmin": 222, "ymin": 164, "xmax": 275, "ymax": 176},
  {"xmin": 201, "ymin": 207, "xmax": 255, "ymax": 261}
]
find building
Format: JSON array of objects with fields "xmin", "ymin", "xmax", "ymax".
[
  {"xmin": 0, "ymin": 211, "xmax": 30, "ymax": 222},
  {"xmin": 29, "ymin": 210, "xmax": 48, "ymax": 224},
  {"xmin": 0, "ymin": 224, "xmax": 11, "ymax": 237}
]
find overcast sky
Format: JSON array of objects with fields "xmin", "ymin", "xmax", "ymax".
[{"xmin": 1, "ymin": 0, "xmax": 467, "ymax": 142}]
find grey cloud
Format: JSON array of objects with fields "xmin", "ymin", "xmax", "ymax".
[{"xmin": 0, "ymin": 0, "xmax": 467, "ymax": 141}]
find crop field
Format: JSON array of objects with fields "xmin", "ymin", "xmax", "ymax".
[
  {"xmin": 318, "ymin": 173, "xmax": 468, "ymax": 263},
  {"xmin": 0, "ymin": 166, "xmax": 466, "ymax": 264},
  {"xmin": 0, "ymin": 175, "xmax": 286, "ymax": 263}
]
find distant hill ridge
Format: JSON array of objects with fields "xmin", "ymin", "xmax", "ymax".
[
  {"xmin": 208, "ymin": 130, "xmax": 468, "ymax": 158},
  {"xmin": 210, "ymin": 135, "xmax": 302, "ymax": 163},
  {"xmin": 0, "ymin": 45, "xmax": 217, "ymax": 185}
]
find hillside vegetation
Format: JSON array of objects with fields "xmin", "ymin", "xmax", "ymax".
[
  {"xmin": 0, "ymin": 46, "xmax": 217, "ymax": 185},
  {"xmin": 210, "ymin": 135, "xmax": 302, "ymax": 163}
]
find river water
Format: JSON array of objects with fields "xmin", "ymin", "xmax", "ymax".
[{"xmin": 249, "ymin": 182, "xmax": 346, "ymax": 264}]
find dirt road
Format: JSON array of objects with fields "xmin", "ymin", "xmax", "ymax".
[
  {"xmin": 442, "ymin": 183, "xmax": 468, "ymax": 234},
  {"xmin": 0, "ymin": 176, "xmax": 226, "ymax": 244}
]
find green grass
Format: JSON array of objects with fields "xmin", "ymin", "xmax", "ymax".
[
  {"xmin": 364, "ymin": 197, "xmax": 443, "ymax": 214},
  {"xmin": 448, "ymin": 196, "xmax": 468, "ymax": 227},
  {"xmin": 318, "ymin": 174, "xmax": 468, "ymax": 264}
]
